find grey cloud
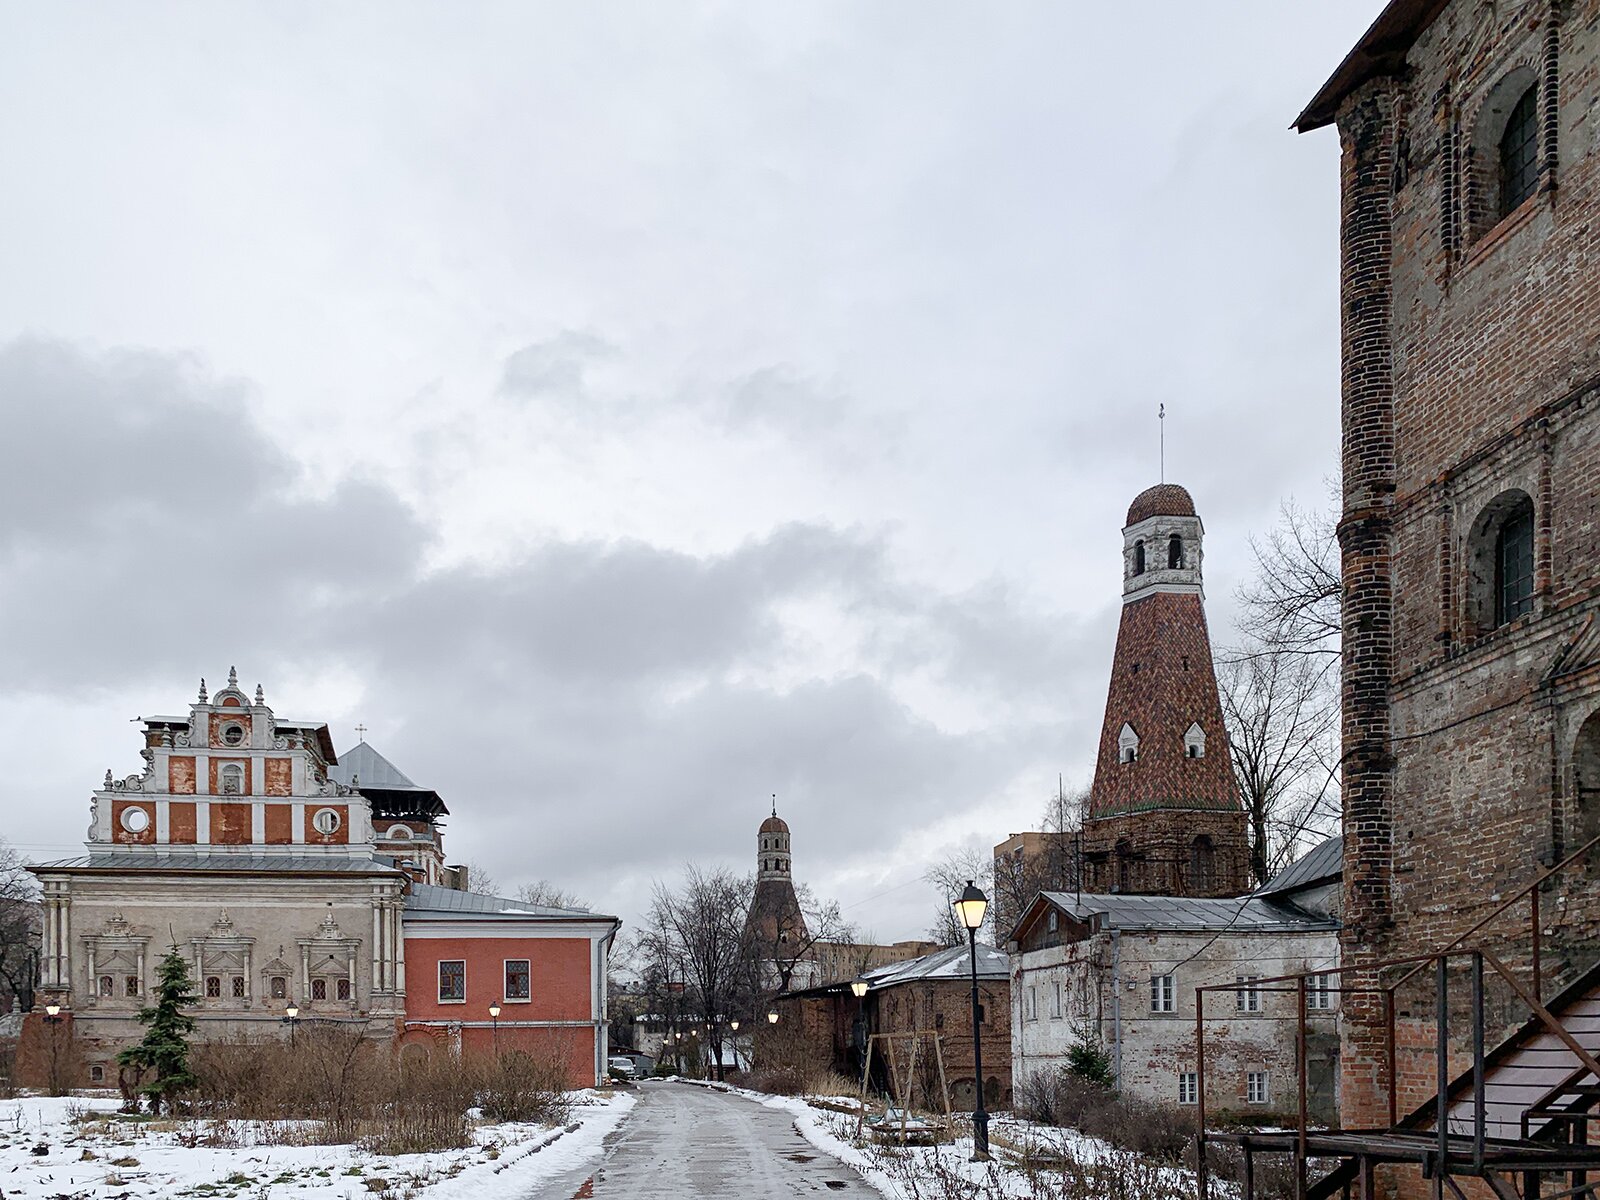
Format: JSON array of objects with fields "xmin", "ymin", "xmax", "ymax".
[{"xmin": 500, "ymin": 331, "xmax": 618, "ymax": 400}]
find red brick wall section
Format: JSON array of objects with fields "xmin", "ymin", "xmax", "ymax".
[
  {"xmin": 210, "ymin": 803, "xmax": 252, "ymax": 845},
  {"xmin": 168, "ymin": 802, "xmax": 197, "ymax": 844},
  {"xmin": 264, "ymin": 758, "xmax": 292, "ymax": 796},
  {"xmin": 111, "ymin": 801, "xmax": 155, "ymax": 845},
  {"xmin": 263, "ymin": 804, "xmax": 293, "ymax": 844},
  {"xmin": 169, "ymin": 756, "xmax": 196, "ymax": 794},
  {"xmin": 404, "ymin": 935, "xmax": 594, "ymax": 1023},
  {"xmin": 304, "ymin": 804, "xmax": 350, "ymax": 845}
]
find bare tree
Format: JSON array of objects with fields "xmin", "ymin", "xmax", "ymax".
[
  {"xmin": 924, "ymin": 847, "xmax": 994, "ymax": 945},
  {"xmin": 516, "ymin": 880, "xmax": 586, "ymax": 910},
  {"xmin": 1220, "ymin": 652, "xmax": 1340, "ymax": 885},
  {"xmin": 991, "ymin": 783, "xmax": 1089, "ymax": 938},
  {"xmin": 1236, "ymin": 498, "xmax": 1342, "ymax": 665},
  {"xmin": 638, "ymin": 865, "xmax": 752, "ymax": 1081},
  {"xmin": 0, "ymin": 839, "xmax": 39, "ymax": 1015},
  {"xmin": 1221, "ymin": 497, "xmax": 1344, "ymax": 885},
  {"xmin": 745, "ymin": 881, "xmax": 854, "ymax": 995}
]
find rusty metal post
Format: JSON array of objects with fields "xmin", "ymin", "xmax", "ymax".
[
  {"xmin": 1385, "ymin": 987, "xmax": 1398, "ymax": 1128},
  {"xmin": 1472, "ymin": 952, "xmax": 1485, "ymax": 1172},
  {"xmin": 1197, "ymin": 989, "xmax": 1208, "ymax": 1200},
  {"xmin": 1436, "ymin": 956, "xmax": 1450, "ymax": 1200},
  {"xmin": 1298, "ymin": 975, "xmax": 1309, "ymax": 1200}
]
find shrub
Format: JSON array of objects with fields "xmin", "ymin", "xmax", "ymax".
[
  {"xmin": 473, "ymin": 1050, "xmax": 570, "ymax": 1125},
  {"xmin": 1015, "ymin": 1067, "xmax": 1192, "ymax": 1163},
  {"xmin": 1064, "ymin": 1040, "xmax": 1115, "ymax": 1089}
]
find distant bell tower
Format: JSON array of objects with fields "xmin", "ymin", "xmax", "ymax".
[
  {"xmin": 745, "ymin": 802, "xmax": 817, "ymax": 989},
  {"xmin": 1079, "ymin": 484, "xmax": 1250, "ymax": 898}
]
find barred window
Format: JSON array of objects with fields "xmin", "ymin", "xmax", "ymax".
[
  {"xmin": 124, "ymin": 975, "xmax": 140, "ymax": 997},
  {"xmin": 439, "ymin": 960, "xmax": 466, "ymax": 1003},
  {"xmin": 231, "ymin": 975, "xmax": 245, "ymax": 998},
  {"xmin": 505, "ymin": 959, "xmax": 531, "ymax": 1001},
  {"xmin": 1499, "ymin": 86, "xmax": 1539, "ymax": 217},
  {"xmin": 1496, "ymin": 502, "xmax": 1535, "ymax": 625},
  {"xmin": 205, "ymin": 975, "xmax": 222, "ymax": 999},
  {"xmin": 269, "ymin": 975, "xmax": 288, "ymax": 999},
  {"xmin": 311, "ymin": 978, "xmax": 327, "ymax": 1001},
  {"xmin": 337, "ymin": 978, "xmax": 351, "ymax": 1001}
]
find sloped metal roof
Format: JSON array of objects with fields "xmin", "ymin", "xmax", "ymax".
[
  {"xmin": 1039, "ymin": 891, "xmax": 1336, "ymax": 933},
  {"xmin": 861, "ymin": 942, "xmax": 1009, "ymax": 986},
  {"xmin": 330, "ymin": 742, "xmax": 420, "ymax": 789},
  {"xmin": 404, "ymin": 882, "xmax": 607, "ymax": 920},
  {"xmin": 1255, "ymin": 834, "xmax": 1343, "ymax": 898}
]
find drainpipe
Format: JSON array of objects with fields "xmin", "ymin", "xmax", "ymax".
[{"xmin": 1109, "ymin": 930, "xmax": 1123, "ymax": 1089}]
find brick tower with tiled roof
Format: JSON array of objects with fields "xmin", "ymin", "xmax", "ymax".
[{"xmin": 1078, "ymin": 484, "xmax": 1250, "ymax": 898}]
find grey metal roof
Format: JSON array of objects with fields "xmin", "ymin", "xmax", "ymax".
[
  {"xmin": 405, "ymin": 882, "xmax": 609, "ymax": 920},
  {"xmin": 1039, "ymin": 891, "xmax": 1336, "ymax": 933},
  {"xmin": 1255, "ymin": 835, "xmax": 1343, "ymax": 898},
  {"xmin": 33, "ymin": 853, "xmax": 402, "ymax": 876},
  {"xmin": 860, "ymin": 942, "xmax": 1009, "ymax": 987},
  {"xmin": 329, "ymin": 742, "xmax": 421, "ymax": 789}
]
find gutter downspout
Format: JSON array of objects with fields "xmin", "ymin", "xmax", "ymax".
[
  {"xmin": 597, "ymin": 924, "xmax": 618, "ymax": 1085},
  {"xmin": 1109, "ymin": 930, "xmax": 1123, "ymax": 1089}
]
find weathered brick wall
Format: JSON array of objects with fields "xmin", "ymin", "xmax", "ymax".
[{"xmin": 1332, "ymin": 0, "xmax": 1600, "ymax": 1134}]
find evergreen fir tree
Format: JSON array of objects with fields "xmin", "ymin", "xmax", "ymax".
[{"xmin": 117, "ymin": 945, "xmax": 198, "ymax": 1114}]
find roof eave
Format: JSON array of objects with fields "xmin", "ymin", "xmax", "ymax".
[{"xmin": 1294, "ymin": 0, "xmax": 1450, "ymax": 133}]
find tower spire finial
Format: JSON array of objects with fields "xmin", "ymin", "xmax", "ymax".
[
  {"xmin": 1159, "ymin": 403, "xmax": 1166, "ymax": 483},
  {"xmin": 198, "ymin": 677, "xmax": 208, "ymax": 703},
  {"xmin": 771, "ymin": 793, "xmax": 777, "ymax": 819},
  {"xmin": 228, "ymin": 665, "xmax": 238, "ymax": 688}
]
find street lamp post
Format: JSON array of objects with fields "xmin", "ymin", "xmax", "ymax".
[
  {"xmin": 489, "ymin": 1000, "xmax": 502, "ymax": 1056},
  {"xmin": 283, "ymin": 1002, "xmax": 300, "ymax": 1048},
  {"xmin": 42, "ymin": 1003, "xmax": 65, "ymax": 1096},
  {"xmin": 954, "ymin": 880, "xmax": 991, "ymax": 1161}
]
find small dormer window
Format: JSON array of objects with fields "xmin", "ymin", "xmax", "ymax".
[
  {"xmin": 1184, "ymin": 722, "xmax": 1206, "ymax": 759},
  {"xmin": 220, "ymin": 764, "xmax": 244, "ymax": 795},
  {"xmin": 1168, "ymin": 535, "xmax": 1183, "ymax": 569},
  {"xmin": 1118, "ymin": 722, "xmax": 1140, "ymax": 764},
  {"xmin": 1133, "ymin": 540, "xmax": 1146, "ymax": 575}
]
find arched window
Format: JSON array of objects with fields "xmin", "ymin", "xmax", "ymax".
[
  {"xmin": 220, "ymin": 764, "xmax": 244, "ymax": 795},
  {"xmin": 1499, "ymin": 85, "xmax": 1539, "ymax": 218},
  {"xmin": 1496, "ymin": 502, "xmax": 1535, "ymax": 625},
  {"xmin": 1168, "ymin": 535, "xmax": 1183, "ymax": 570},
  {"xmin": 1133, "ymin": 541, "xmax": 1146, "ymax": 575},
  {"xmin": 1184, "ymin": 722, "xmax": 1206, "ymax": 759},
  {"xmin": 1115, "ymin": 840, "xmax": 1133, "ymax": 892},
  {"xmin": 1118, "ymin": 722, "xmax": 1139, "ymax": 764},
  {"xmin": 1466, "ymin": 490, "xmax": 1535, "ymax": 632}
]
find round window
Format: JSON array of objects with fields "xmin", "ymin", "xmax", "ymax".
[
  {"xmin": 312, "ymin": 808, "xmax": 341, "ymax": 835},
  {"xmin": 222, "ymin": 724, "xmax": 245, "ymax": 746},
  {"xmin": 120, "ymin": 806, "xmax": 151, "ymax": 834}
]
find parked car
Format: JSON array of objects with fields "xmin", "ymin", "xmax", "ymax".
[{"xmin": 608, "ymin": 1055, "xmax": 640, "ymax": 1079}]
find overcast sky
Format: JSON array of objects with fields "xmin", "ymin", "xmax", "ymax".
[{"xmin": 0, "ymin": 2, "xmax": 1370, "ymax": 943}]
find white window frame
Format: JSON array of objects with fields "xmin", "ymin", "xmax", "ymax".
[
  {"xmin": 1027, "ymin": 986, "xmax": 1038, "ymax": 1021},
  {"xmin": 1247, "ymin": 1071, "xmax": 1269, "ymax": 1105},
  {"xmin": 504, "ymin": 958, "xmax": 532, "ymax": 1002},
  {"xmin": 1118, "ymin": 722, "xmax": 1140, "ymax": 764},
  {"xmin": 438, "ymin": 959, "xmax": 466, "ymax": 1004},
  {"xmin": 1307, "ymin": 973, "xmax": 1337, "ymax": 1011},
  {"xmin": 1051, "ymin": 979, "xmax": 1063, "ymax": 1019},
  {"xmin": 1179, "ymin": 1071, "xmax": 1198, "ymax": 1105},
  {"xmin": 1236, "ymin": 974, "xmax": 1262, "ymax": 1013},
  {"xmin": 1150, "ymin": 973, "xmax": 1176, "ymax": 1013},
  {"xmin": 1184, "ymin": 722, "xmax": 1206, "ymax": 759}
]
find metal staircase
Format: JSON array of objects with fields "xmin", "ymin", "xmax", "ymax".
[{"xmin": 1195, "ymin": 835, "xmax": 1600, "ymax": 1200}]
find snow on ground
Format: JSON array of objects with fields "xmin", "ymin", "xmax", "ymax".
[{"xmin": 0, "ymin": 1089, "xmax": 634, "ymax": 1200}]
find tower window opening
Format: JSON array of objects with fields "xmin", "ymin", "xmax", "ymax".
[
  {"xmin": 1499, "ymin": 85, "xmax": 1539, "ymax": 217},
  {"xmin": 1168, "ymin": 535, "xmax": 1183, "ymax": 569},
  {"xmin": 1496, "ymin": 502, "xmax": 1535, "ymax": 625},
  {"xmin": 1133, "ymin": 540, "xmax": 1146, "ymax": 575}
]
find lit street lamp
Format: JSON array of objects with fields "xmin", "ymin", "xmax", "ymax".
[
  {"xmin": 283, "ymin": 1001, "xmax": 300, "ymax": 1047},
  {"xmin": 489, "ymin": 1000, "xmax": 502, "ymax": 1055},
  {"xmin": 954, "ymin": 880, "xmax": 991, "ymax": 1161},
  {"xmin": 767, "ymin": 1008, "xmax": 779, "ymax": 1024},
  {"xmin": 850, "ymin": 979, "xmax": 869, "ymax": 999},
  {"xmin": 729, "ymin": 1019, "xmax": 740, "ymax": 1031}
]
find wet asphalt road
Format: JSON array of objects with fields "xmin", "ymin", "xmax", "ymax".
[{"xmin": 526, "ymin": 1080, "xmax": 878, "ymax": 1199}]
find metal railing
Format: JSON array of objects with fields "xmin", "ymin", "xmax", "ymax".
[{"xmin": 1193, "ymin": 831, "xmax": 1600, "ymax": 1200}]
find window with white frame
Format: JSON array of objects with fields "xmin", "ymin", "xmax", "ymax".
[
  {"xmin": 1247, "ymin": 1071, "xmax": 1269, "ymax": 1105},
  {"xmin": 1052, "ymin": 980, "xmax": 1063, "ymax": 1019},
  {"xmin": 438, "ymin": 959, "xmax": 466, "ymax": 1003},
  {"xmin": 505, "ymin": 959, "xmax": 531, "ymax": 1001},
  {"xmin": 1307, "ymin": 973, "xmax": 1337, "ymax": 1011},
  {"xmin": 1047, "ymin": 910, "xmax": 1058, "ymax": 933},
  {"xmin": 1150, "ymin": 974, "xmax": 1175, "ymax": 1013},
  {"xmin": 1028, "ymin": 986, "xmax": 1038, "ymax": 1021},
  {"xmin": 1236, "ymin": 974, "xmax": 1261, "ymax": 1013},
  {"xmin": 1179, "ymin": 1072, "xmax": 1198, "ymax": 1105}
]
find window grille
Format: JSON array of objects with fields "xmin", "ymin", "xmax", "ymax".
[
  {"xmin": 311, "ymin": 978, "xmax": 327, "ymax": 1001},
  {"xmin": 231, "ymin": 975, "xmax": 245, "ymax": 998},
  {"xmin": 337, "ymin": 978, "xmax": 352, "ymax": 1001},
  {"xmin": 439, "ymin": 960, "xmax": 466, "ymax": 1003},
  {"xmin": 1496, "ymin": 503, "xmax": 1535, "ymax": 625},
  {"xmin": 270, "ymin": 975, "xmax": 288, "ymax": 999},
  {"xmin": 125, "ymin": 975, "xmax": 139, "ymax": 996},
  {"xmin": 1499, "ymin": 86, "xmax": 1539, "ymax": 217},
  {"xmin": 205, "ymin": 975, "xmax": 221, "ymax": 998},
  {"xmin": 506, "ymin": 959, "xmax": 532, "ymax": 1001}
]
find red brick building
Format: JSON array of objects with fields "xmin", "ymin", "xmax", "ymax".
[
  {"xmin": 1078, "ymin": 484, "xmax": 1251, "ymax": 898},
  {"xmin": 1297, "ymin": 0, "xmax": 1600, "ymax": 1149}
]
